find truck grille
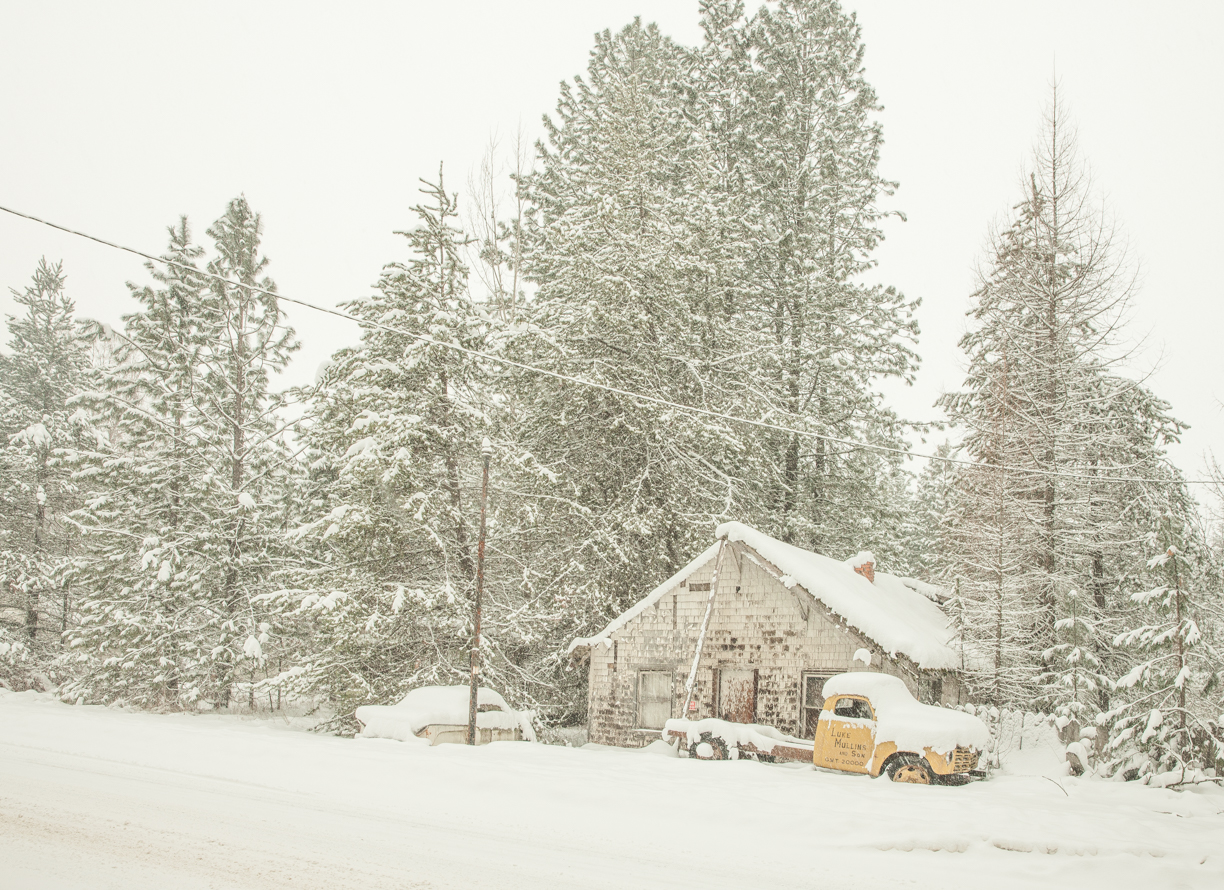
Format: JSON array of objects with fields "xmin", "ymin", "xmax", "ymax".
[{"xmin": 951, "ymin": 747, "xmax": 978, "ymax": 771}]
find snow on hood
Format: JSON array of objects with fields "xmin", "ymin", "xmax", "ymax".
[
  {"xmin": 822, "ymin": 672, "xmax": 989, "ymax": 754},
  {"xmin": 567, "ymin": 541, "xmax": 721, "ymax": 654},
  {"xmin": 355, "ymin": 685, "xmax": 535, "ymax": 742},
  {"xmin": 717, "ymin": 522, "xmax": 961, "ymax": 670}
]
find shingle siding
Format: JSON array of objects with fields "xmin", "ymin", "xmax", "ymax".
[{"xmin": 585, "ymin": 542, "xmax": 962, "ymax": 748}]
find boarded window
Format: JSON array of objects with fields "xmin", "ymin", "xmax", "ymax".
[
  {"xmin": 718, "ymin": 669, "xmax": 756, "ymax": 723},
  {"xmin": 689, "ymin": 581, "xmax": 711, "ymax": 592},
  {"xmin": 637, "ymin": 670, "xmax": 672, "ymax": 729}
]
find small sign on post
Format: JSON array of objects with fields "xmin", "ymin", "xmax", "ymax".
[{"xmin": 688, "ymin": 700, "xmax": 698, "ymax": 711}]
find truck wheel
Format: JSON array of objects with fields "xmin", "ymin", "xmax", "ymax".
[
  {"xmin": 692, "ymin": 732, "xmax": 729, "ymax": 761},
  {"xmin": 885, "ymin": 753, "xmax": 934, "ymax": 784}
]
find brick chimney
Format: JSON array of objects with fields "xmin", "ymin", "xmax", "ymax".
[{"xmin": 848, "ymin": 551, "xmax": 875, "ymax": 583}]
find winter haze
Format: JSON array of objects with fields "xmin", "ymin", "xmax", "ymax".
[
  {"xmin": 2, "ymin": 2, "xmax": 1222, "ymax": 475},
  {"xmin": 3, "ymin": 3, "xmax": 1224, "ymax": 888}
]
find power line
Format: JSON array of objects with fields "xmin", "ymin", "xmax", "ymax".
[{"xmin": 1, "ymin": 202, "xmax": 1216, "ymax": 487}]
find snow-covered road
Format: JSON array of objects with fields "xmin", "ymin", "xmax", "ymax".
[{"xmin": 2, "ymin": 691, "xmax": 1221, "ymax": 889}]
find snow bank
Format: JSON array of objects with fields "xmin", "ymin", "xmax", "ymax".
[
  {"xmin": 975, "ymin": 707, "xmax": 1070, "ymax": 777},
  {"xmin": 4, "ymin": 691, "xmax": 1223, "ymax": 889},
  {"xmin": 717, "ymin": 522, "xmax": 961, "ymax": 670},
  {"xmin": 641, "ymin": 738, "xmax": 680, "ymax": 757},
  {"xmin": 355, "ymin": 686, "xmax": 535, "ymax": 743},
  {"xmin": 568, "ymin": 542, "xmax": 721, "ymax": 653},
  {"xmin": 822, "ymin": 673, "xmax": 990, "ymax": 755}
]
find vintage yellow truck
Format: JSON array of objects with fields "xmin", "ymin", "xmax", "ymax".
[{"xmin": 666, "ymin": 671, "xmax": 989, "ymax": 785}]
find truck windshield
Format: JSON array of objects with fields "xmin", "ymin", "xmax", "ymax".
[{"xmin": 832, "ymin": 697, "xmax": 873, "ymax": 720}]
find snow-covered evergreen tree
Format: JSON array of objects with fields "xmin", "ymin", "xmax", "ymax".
[
  {"xmin": 270, "ymin": 174, "xmax": 572, "ymax": 725},
  {"xmin": 515, "ymin": 18, "xmax": 767, "ymax": 633},
  {"xmin": 940, "ymin": 95, "xmax": 1190, "ymax": 710},
  {"xmin": 942, "ymin": 395, "xmax": 1043, "ymax": 706},
  {"xmin": 512, "ymin": 2, "xmax": 920, "ymax": 661},
  {"xmin": 63, "ymin": 202, "xmax": 299, "ymax": 709},
  {"xmin": 1105, "ymin": 515, "xmax": 1224, "ymax": 780},
  {"xmin": 0, "ymin": 258, "xmax": 86, "ymax": 687},
  {"xmin": 1039, "ymin": 588, "xmax": 1111, "ymax": 725},
  {"xmin": 716, "ymin": 0, "xmax": 920, "ymax": 558}
]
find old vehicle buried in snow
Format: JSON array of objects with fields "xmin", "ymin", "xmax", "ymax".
[
  {"xmin": 666, "ymin": 671, "xmax": 989, "ymax": 785},
  {"xmin": 354, "ymin": 685, "xmax": 535, "ymax": 746}
]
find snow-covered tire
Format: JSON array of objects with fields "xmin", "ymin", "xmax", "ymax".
[
  {"xmin": 885, "ymin": 753, "xmax": 935, "ymax": 784},
  {"xmin": 691, "ymin": 732, "xmax": 729, "ymax": 761}
]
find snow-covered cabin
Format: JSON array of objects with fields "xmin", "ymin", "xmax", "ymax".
[{"xmin": 569, "ymin": 522, "xmax": 966, "ymax": 748}]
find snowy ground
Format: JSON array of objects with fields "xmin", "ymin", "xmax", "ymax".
[{"xmin": 2, "ymin": 690, "xmax": 1221, "ymax": 890}]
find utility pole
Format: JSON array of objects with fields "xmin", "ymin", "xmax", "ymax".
[{"xmin": 467, "ymin": 438, "xmax": 493, "ymax": 745}]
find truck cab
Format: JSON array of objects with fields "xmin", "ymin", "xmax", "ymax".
[{"xmin": 813, "ymin": 673, "xmax": 989, "ymax": 784}]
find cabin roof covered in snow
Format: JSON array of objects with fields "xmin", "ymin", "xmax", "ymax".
[
  {"xmin": 567, "ymin": 541, "xmax": 722, "ymax": 656},
  {"xmin": 569, "ymin": 522, "xmax": 961, "ymax": 671}
]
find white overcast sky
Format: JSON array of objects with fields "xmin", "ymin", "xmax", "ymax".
[{"xmin": 2, "ymin": 1, "xmax": 1221, "ymax": 480}]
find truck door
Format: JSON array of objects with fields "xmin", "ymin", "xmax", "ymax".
[
  {"xmin": 815, "ymin": 695, "xmax": 876, "ymax": 773},
  {"xmin": 718, "ymin": 669, "xmax": 756, "ymax": 723}
]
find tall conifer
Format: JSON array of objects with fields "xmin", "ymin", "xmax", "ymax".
[
  {"xmin": 64, "ymin": 201, "xmax": 298, "ymax": 709},
  {"xmin": 0, "ymin": 259, "xmax": 85, "ymax": 685},
  {"xmin": 940, "ymin": 97, "xmax": 1189, "ymax": 709}
]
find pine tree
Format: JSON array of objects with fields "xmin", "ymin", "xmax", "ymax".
[
  {"xmin": 906, "ymin": 443, "xmax": 958, "ymax": 581},
  {"xmin": 63, "ymin": 202, "xmax": 299, "ymax": 709},
  {"xmin": 512, "ymin": 2, "xmax": 920, "ymax": 663},
  {"xmin": 939, "ymin": 95, "xmax": 1190, "ymax": 709},
  {"xmin": 515, "ymin": 18, "xmax": 764, "ymax": 629},
  {"xmin": 1039, "ymin": 588, "xmax": 1111, "ymax": 724},
  {"xmin": 1106, "ymin": 514, "xmax": 1224, "ymax": 780},
  {"xmin": 271, "ymin": 174, "xmax": 565, "ymax": 724},
  {"xmin": 0, "ymin": 258, "xmax": 86, "ymax": 687},
  {"xmin": 725, "ymin": 0, "xmax": 920, "ymax": 558}
]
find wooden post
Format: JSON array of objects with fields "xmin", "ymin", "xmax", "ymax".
[
  {"xmin": 467, "ymin": 438, "xmax": 493, "ymax": 745},
  {"xmin": 681, "ymin": 536, "xmax": 728, "ymax": 719}
]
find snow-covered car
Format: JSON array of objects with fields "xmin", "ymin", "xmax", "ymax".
[
  {"xmin": 667, "ymin": 671, "xmax": 990, "ymax": 785},
  {"xmin": 354, "ymin": 685, "xmax": 536, "ymax": 746}
]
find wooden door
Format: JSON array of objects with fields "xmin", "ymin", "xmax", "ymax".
[{"xmin": 719, "ymin": 669, "xmax": 756, "ymax": 724}]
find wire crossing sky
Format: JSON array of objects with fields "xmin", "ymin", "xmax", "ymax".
[
  {"xmin": 1, "ymin": 201, "xmax": 1212, "ymax": 488},
  {"xmin": 1, "ymin": 2, "xmax": 1220, "ymax": 479}
]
